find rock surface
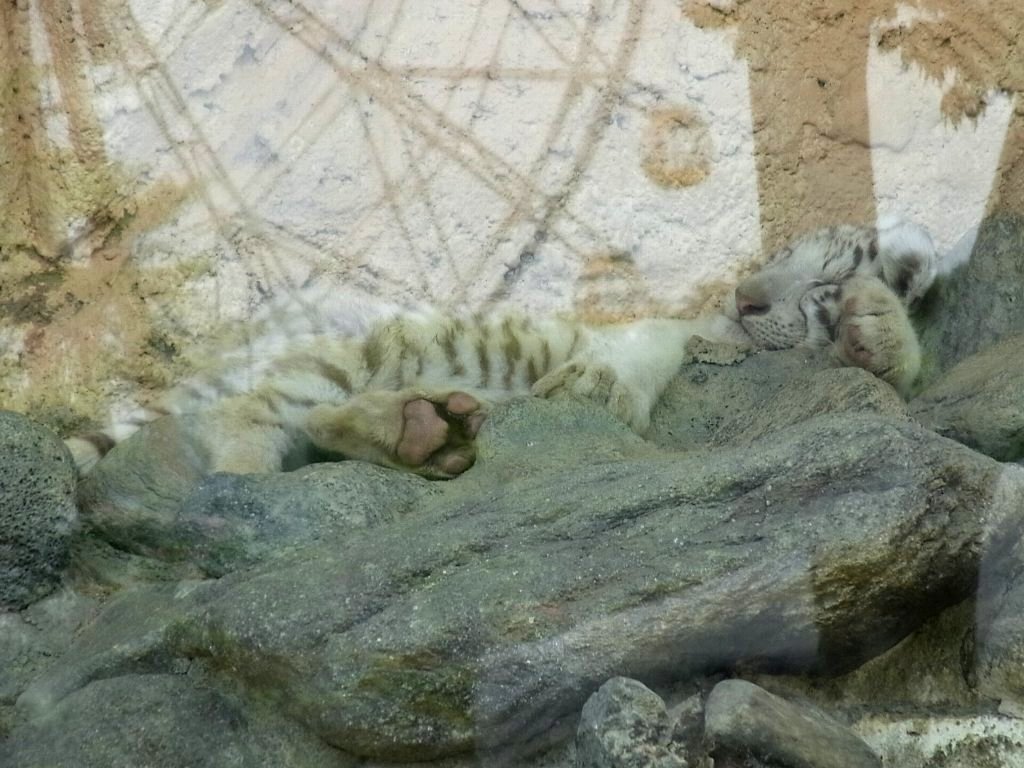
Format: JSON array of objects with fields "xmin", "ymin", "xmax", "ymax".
[
  {"xmin": 973, "ymin": 469, "xmax": 1024, "ymax": 713},
  {"xmin": 16, "ymin": 582, "xmax": 215, "ymax": 720},
  {"xmin": 705, "ymin": 679, "xmax": 881, "ymax": 768},
  {"xmin": 1, "ymin": 674, "xmax": 349, "ymax": 768},
  {"xmin": 911, "ymin": 334, "xmax": 1024, "ymax": 462},
  {"xmin": 0, "ymin": 411, "xmax": 78, "ymax": 610},
  {"xmin": 0, "ymin": 589, "xmax": 99, "ymax": 739},
  {"xmin": 0, "ymin": 590, "xmax": 98, "ymax": 703},
  {"xmin": 575, "ymin": 677, "xmax": 685, "ymax": 768},
  {"xmin": 1, "ymin": 2, "xmax": 1022, "ymax": 759},
  {"xmin": 918, "ymin": 214, "xmax": 1024, "ymax": 382},
  {"xmin": 859, "ymin": 713, "xmax": 1024, "ymax": 768},
  {"xmin": 21, "ymin": 398, "xmax": 1013, "ymax": 761}
]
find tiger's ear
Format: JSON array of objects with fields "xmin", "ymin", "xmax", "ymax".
[{"xmin": 875, "ymin": 217, "xmax": 937, "ymax": 306}]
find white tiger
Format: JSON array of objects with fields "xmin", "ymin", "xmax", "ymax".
[{"xmin": 67, "ymin": 218, "xmax": 937, "ymax": 479}]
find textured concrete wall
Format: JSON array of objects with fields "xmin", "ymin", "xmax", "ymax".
[{"xmin": 0, "ymin": 0, "xmax": 1019, "ymax": 426}]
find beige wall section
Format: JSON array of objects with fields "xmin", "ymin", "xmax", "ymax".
[{"xmin": 0, "ymin": 0, "xmax": 1018, "ymax": 428}]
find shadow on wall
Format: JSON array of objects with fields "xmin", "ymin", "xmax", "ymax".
[{"xmin": 683, "ymin": 0, "xmax": 1024, "ymax": 253}]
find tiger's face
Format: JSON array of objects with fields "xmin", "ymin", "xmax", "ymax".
[{"xmin": 728, "ymin": 218, "xmax": 937, "ymax": 351}]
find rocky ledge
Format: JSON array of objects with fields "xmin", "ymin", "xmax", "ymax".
[{"xmin": 3, "ymin": 215, "xmax": 1024, "ymax": 768}]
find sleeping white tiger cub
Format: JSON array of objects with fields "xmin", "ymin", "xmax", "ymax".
[{"xmin": 67, "ymin": 217, "xmax": 937, "ymax": 479}]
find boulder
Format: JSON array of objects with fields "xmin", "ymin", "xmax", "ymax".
[
  {"xmin": 0, "ymin": 590, "xmax": 99, "ymax": 705},
  {"xmin": 911, "ymin": 334, "xmax": 1024, "ymax": 462},
  {"xmin": 707, "ymin": 588, "xmax": 1024, "ymax": 768},
  {"xmin": 709, "ymin": 367, "xmax": 906, "ymax": 448},
  {"xmin": 744, "ymin": 599, "xmax": 981, "ymax": 711},
  {"xmin": 75, "ymin": 415, "xmax": 209, "ymax": 556},
  {"xmin": 0, "ymin": 411, "xmax": 78, "ymax": 610},
  {"xmin": 166, "ymin": 464, "xmax": 430, "ymax": 576},
  {"xmin": 0, "ymin": 589, "xmax": 99, "ymax": 739},
  {"xmin": 68, "ymin": 535, "xmax": 206, "ymax": 590}
]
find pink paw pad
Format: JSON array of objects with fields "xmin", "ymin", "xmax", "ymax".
[{"xmin": 396, "ymin": 392, "xmax": 487, "ymax": 478}]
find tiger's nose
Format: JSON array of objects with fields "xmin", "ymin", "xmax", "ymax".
[{"xmin": 735, "ymin": 287, "xmax": 771, "ymax": 316}]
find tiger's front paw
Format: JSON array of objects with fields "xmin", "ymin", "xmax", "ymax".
[
  {"xmin": 532, "ymin": 361, "xmax": 650, "ymax": 432},
  {"xmin": 835, "ymin": 276, "xmax": 921, "ymax": 396}
]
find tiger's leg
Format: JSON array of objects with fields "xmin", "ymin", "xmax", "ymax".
[
  {"xmin": 202, "ymin": 396, "xmax": 296, "ymax": 474},
  {"xmin": 306, "ymin": 389, "xmax": 488, "ymax": 479},
  {"xmin": 532, "ymin": 319, "xmax": 696, "ymax": 432}
]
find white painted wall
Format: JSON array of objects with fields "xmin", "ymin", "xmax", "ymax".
[{"xmin": 44, "ymin": 0, "xmax": 1018, "ymax": 329}]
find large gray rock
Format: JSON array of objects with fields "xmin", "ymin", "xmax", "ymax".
[
  {"xmin": 2, "ymin": 674, "xmax": 350, "ymax": 768},
  {"xmin": 0, "ymin": 411, "xmax": 78, "ymax": 610},
  {"xmin": 575, "ymin": 677, "xmax": 685, "ymax": 768},
  {"xmin": 704, "ymin": 679, "xmax": 880, "ymax": 768},
  {"xmin": 78, "ymin": 414, "xmax": 433, "ymax": 574},
  {"xmin": 918, "ymin": 214, "xmax": 1024, "ymax": 382},
  {"xmin": 19, "ymin": 398, "xmax": 1013, "ymax": 762},
  {"xmin": 911, "ymin": 334, "xmax": 1024, "ymax": 462}
]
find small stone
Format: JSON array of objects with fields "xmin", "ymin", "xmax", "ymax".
[
  {"xmin": 576, "ymin": 677, "xmax": 687, "ymax": 768},
  {"xmin": 705, "ymin": 679, "xmax": 881, "ymax": 768}
]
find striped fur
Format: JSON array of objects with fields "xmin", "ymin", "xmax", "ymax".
[{"xmin": 67, "ymin": 219, "xmax": 938, "ymax": 478}]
